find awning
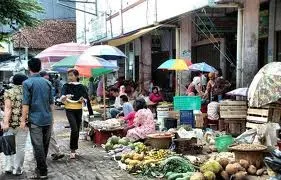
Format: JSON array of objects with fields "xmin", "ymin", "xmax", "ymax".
[{"xmin": 108, "ymin": 25, "xmax": 161, "ymax": 47}]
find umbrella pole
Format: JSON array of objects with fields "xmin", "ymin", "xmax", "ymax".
[{"xmin": 103, "ymin": 75, "xmax": 106, "ymax": 120}]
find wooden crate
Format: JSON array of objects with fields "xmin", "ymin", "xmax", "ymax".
[
  {"xmin": 247, "ymin": 104, "xmax": 281, "ymax": 124},
  {"xmin": 220, "ymin": 100, "xmax": 247, "ymax": 119},
  {"xmin": 225, "ymin": 119, "xmax": 246, "ymax": 136},
  {"xmin": 195, "ymin": 113, "xmax": 204, "ymax": 128}
]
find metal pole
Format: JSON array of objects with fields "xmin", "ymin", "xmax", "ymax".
[
  {"xmin": 25, "ymin": 47, "xmax": 28, "ymax": 61},
  {"xmin": 120, "ymin": 0, "xmax": 123, "ymax": 35},
  {"xmin": 175, "ymin": 28, "xmax": 180, "ymax": 95},
  {"xmin": 103, "ymin": 75, "xmax": 106, "ymax": 120},
  {"xmin": 236, "ymin": 8, "xmax": 243, "ymax": 88}
]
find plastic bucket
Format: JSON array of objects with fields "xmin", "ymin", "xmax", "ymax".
[
  {"xmin": 215, "ymin": 135, "xmax": 234, "ymax": 152},
  {"xmin": 164, "ymin": 118, "xmax": 177, "ymax": 130}
]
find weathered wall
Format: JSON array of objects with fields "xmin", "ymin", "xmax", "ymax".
[
  {"xmin": 242, "ymin": 0, "xmax": 260, "ymax": 87},
  {"xmin": 140, "ymin": 34, "xmax": 152, "ymax": 91},
  {"xmin": 275, "ymin": 0, "xmax": 281, "ymax": 31},
  {"xmin": 180, "ymin": 16, "xmax": 192, "ymax": 95}
]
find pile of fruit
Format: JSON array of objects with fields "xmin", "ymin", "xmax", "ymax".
[
  {"xmin": 120, "ymin": 149, "xmax": 173, "ymax": 175},
  {"xmin": 105, "ymin": 136, "xmax": 132, "ymax": 152},
  {"xmin": 198, "ymin": 158, "xmax": 268, "ymax": 180}
]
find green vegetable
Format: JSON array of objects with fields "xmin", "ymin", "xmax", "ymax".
[
  {"xmin": 167, "ymin": 173, "xmax": 184, "ymax": 180},
  {"xmin": 110, "ymin": 135, "xmax": 120, "ymax": 144},
  {"xmin": 162, "ymin": 156, "xmax": 195, "ymax": 174},
  {"xmin": 105, "ymin": 142, "xmax": 113, "ymax": 151},
  {"xmin": 166, "ymin": 172, "xmax": 174, "ymax": 177},
  {"xmin": 118, "ymin": 138, "xmax": 129, "ymax": 146}
]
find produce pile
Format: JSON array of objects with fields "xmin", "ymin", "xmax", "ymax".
[
  {"xmin": 198, "ymin": 158, "xmax": 268, "ymax": 180},
  {"xmin": 102, "ymin": 135, "xmax": 270, "ymax": 180},
  {"xmin": 90, "ymin": 118, "xmax": 123, "ymax": 130}
]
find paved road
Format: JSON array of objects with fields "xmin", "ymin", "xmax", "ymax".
[{"xmin": 0, "ymin": 109, "xmax": 138, "ymax": 180}]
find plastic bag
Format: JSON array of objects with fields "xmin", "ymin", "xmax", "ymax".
[
  {"xmin": 235, "ymin": 129, "xmax": 257, "ymax": 144},
  {"xmin": 0, "ymin": 134, "xmax": 16, "ymax": 155}
]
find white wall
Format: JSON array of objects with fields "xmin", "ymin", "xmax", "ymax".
[{"xmin": 77, "ymin": 0, "xmax": 209, "ymax": 43}]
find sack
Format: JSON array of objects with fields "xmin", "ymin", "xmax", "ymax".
[{"xmin": 0, "ymin": 135, "xmax": 16, "ymax": 155}]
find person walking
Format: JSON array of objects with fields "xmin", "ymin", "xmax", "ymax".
[
  {"xmin": 20, "ymin": 58, "xmax": 54, "ymax": 179},
  {"xmin": 60, "ymin": 69, "xmax": 93, "ymax": 159},
  {"xmin": 1, "ymin": 74, "xmax": 28, "ymax": 175},
  {"xmin": 39, "ymin": 71, "xmax": 65, "ymax": 161}
]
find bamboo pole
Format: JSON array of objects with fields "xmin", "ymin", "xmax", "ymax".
[{"xmin": 103, "ymin": 75, "xmax": 106, "ymax": 120}]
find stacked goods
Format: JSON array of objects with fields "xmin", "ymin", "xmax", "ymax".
[
  {"xmin": 90, "ymin": 118, "xmax": 123, "ymax": 130},
  {"xmin": 220, "ymin": 100, "xmax": 247, "ymax": 136}
]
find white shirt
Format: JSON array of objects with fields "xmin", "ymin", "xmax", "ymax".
[
  {"xmin": 114, "ymin": 95, "xmax": 122, "ymax": 109},
  {"xmin": 207, "ymin": 101, "xmax": 220, "ymax": 120}
]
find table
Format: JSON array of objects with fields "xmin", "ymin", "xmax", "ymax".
[{"xmin": 93, "ymin": 127, "xmax": 125, "ymax": 146}]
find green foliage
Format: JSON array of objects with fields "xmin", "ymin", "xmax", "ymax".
[
  {"xmin": 0, "ymin": 0, "xmax": 44, "ymax": 26},
  {"xmin": 0, "ymin": 0, "xmax": 44, "ymax": 42}
]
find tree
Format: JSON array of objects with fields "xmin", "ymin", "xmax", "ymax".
[{"xmin": 0, "ymin": 0, "xmax": 44, "ymax": 42}]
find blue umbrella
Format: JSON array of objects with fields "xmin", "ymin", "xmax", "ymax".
[{"xmin": 189, "ymin": 62, "xmax": 217, "ymax": 72}]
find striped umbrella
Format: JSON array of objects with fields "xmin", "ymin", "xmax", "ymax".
[
  {"xmin": 51, "ymin": 55, "xmax": 79, "ymax": 72},
  {"xmin": 157, "ymin": 59, "xmax": 190, "ymax": 71},
  {"xmin": 74, "ymin": 53, "xmax": 118, "ymax": 77},
  {"xmin": 35, "ymin": 43, "xmax": 90, "ymax": 69},
  {"xmin": 158, "ymin": 59, "xmax": 191, "ymax": 95}
]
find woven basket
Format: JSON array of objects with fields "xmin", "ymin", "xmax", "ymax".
[{"xmin": 145, "ymin": 136, "xmax": 172, "ymax": 149}]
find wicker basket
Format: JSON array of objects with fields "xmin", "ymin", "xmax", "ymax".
[
  {"xmin": 146, "ymin": 134, "xmax": 173, "ymax": 149},
  {"xmin": 173, "ymin": 138, "xmax": 202, "ymax": 155}
]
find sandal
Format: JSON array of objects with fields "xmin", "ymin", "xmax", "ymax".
[
  {"xmin": 70, "ymin": 153, "xmax": 76, "ymax": 159},
  {"xmin": 51, "ymin": 153, "xmax": 65, "ymax": 160}
]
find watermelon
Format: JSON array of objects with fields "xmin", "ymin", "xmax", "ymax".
[{"xmin": 111, "ymin": 136, "xmax": 120, "ymax": 145}]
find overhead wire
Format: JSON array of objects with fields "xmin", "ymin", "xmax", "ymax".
[
  {"xmin": 194, "ymin": 9, "xmax": 235, "ymax": 66},
  {"xmin": 201, "ymin": 8, "xmax": 236, "ymax": 64},
  {"xmin": 191, "ymin": 16, "xmax": 235, "ymax": 67}
]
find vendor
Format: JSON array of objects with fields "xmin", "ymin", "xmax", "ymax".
[
  {"xmin": 186, "ymin": 76, "xmax": 204, "ymax": 96},
  {"xmin": 116, "ymin": 95, "xmax": 134, "ymax": 118},
  {"xmin": 207, "ymin": 95, "xmax": 220, "ymax": 121},
  {"xmin": 126, "ymin": 98, "xmax": 155, "ymax": 141},
  {"xmin": 204, "ymin": 72, "xmax": 216, "ymax": 101},
  {"xmin": 119, "ymin": 85, "xmax": 127, "ymax": 96},
  {"xmin": 109, "ymin": 87, "xmax": 122, "ymax": 118},
  {"xmin": 149, "ymin": 86, "xmax": 163, "ymax": 104}
]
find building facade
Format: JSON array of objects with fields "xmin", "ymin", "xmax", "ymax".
[{"xmin": 76, "ymin": 0, "xmax": 280, "ymax": 93}]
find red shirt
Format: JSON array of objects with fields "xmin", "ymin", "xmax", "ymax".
[
  {"xmin": 149, "ymin": 93, "xmax": 163, "ymax": 103},
  {"xmin": 123, "ymin": 111, "xmax": 136, "ymax": 127}
]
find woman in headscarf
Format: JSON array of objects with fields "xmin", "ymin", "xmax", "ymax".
[
  {"xmin": 126, "ymin": 98, "xmax": 155, "ymax": 141},
  {"xmin": 149, "ymin": 86, "xmax": 163, "ymax": 103}
]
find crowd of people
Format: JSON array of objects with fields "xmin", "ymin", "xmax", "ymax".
[{"xmin": 0, "ymin": 55, "xmax": 232, "ymax": 179}]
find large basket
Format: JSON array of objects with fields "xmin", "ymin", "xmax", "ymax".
[
  {"xmin": 146, "ymin": 134, "xmax": 173, "ymax": 149},
  {"xmin": 173, "ymin": 96, "xmax": 201, "ymax": 110}
]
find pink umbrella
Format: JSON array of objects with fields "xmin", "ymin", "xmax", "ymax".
[{"xmin": 35, "ymin": 43, "xmax": 90, "ymax": 68}]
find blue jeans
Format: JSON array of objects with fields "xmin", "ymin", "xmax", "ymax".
[
  {"xmin": 110, "ymin": 108, "xmax": 122, "ymax": 118},
  {"xmin": 29, "ymin": 124, "xmax": 52, "ymax": 176}
]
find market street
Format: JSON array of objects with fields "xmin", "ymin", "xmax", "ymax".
[{"xmin": 0, "ymin": 109, "xmax": 139, "ymax": 180}]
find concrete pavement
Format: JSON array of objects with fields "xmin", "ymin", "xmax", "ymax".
[{"xmin": 0, "ymin": 109, "xmax": 138, "ymax": 180}]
